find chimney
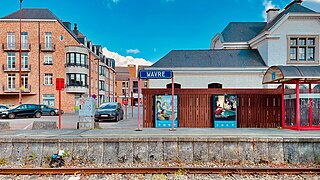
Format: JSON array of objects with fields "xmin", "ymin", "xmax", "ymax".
[
  {"xmin": 63, "ymin": 22, "xmax": 71, "ymax": 30},
  {"xmin": 73, "ymin": 23, "xmax": 79, "ymax": 36},
  {"xmin": 266, "ymin": 8, "xmax": 280, "ymax": 23}
]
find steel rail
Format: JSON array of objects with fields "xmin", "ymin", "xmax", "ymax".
[{"xmin": 0, "ymin": 167, "xmax": 319, "ymax": 175}]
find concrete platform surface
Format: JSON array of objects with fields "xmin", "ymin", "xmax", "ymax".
[{"xmin": 1, "ymin": 128, "xmax": 320, "ymax": 139}]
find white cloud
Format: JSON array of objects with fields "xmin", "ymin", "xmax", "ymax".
[
  {"xmin": 126, "ymin": 49, "xmax": 141, "ymax": 54},
  {"xmin": 262, "ymin": 0, "xmax": 279, "ymax": 21},
  {"xmin": 102, "ymin": 47, "xmax": 153, "ymax": 67},
  {"xmin": 103, "ymin": 0, "xmax": 120, "ymax": 8},
  {"xmin": 305, "ymin": 0, "xmax": 320, "ymax": 2}
]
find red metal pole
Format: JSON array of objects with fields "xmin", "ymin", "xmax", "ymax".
[
  {"xmin": 309, "ymin": 83, "xmax": 313, "ymax": 127},
  {"xmin": 58, "ymin": 89, "xmax": 61, "ymax": 129},
  {"xmin": 281, "ymin": 82, "xmax": 285, "ymax": 128},
  {"xmin": 296, "ymin": 80, "xmax": 300, "ymax": 130},
  {"xmin": 136, "ymin": 78, "xmax": 141, "ymax": 131},
  {"xmin": 131, "ymin": 91, "xmax": 134, "ymax": 118},
  {"xmin": 171, "ymin": 74, "xmax": 175, "ymax": 130},
  {"xmin": 19, "ymin": 1, "xmax": 22, "ymax": 104}
]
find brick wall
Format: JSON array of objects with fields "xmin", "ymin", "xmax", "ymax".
[{"xmin": 0, "ymin": 20, "xmax": 102, "ymax": 113}]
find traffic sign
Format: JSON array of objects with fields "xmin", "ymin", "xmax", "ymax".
[
  {"xmin": 56, "ymin": 78, "xmax": 65, "ymax": 90},
  {"xmin": 139, "ymin": 70, "xmax": 172, "ymax": 79}
]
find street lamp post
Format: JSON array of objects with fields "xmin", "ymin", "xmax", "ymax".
[{"xmin": 19, "ymin": 0, "xmax": 23, "ymax": 104}]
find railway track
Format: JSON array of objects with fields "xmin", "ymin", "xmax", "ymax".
[{"xmin": 0, "ymin": 167, "xmax": 319, "ymax": 175}]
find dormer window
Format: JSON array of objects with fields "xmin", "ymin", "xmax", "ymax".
[{"xmin": 288, "ymin": 36, "xmax": 318, "ymax": 63}]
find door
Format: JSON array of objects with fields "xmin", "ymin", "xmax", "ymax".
[
  {"xmin": 45, "ymin": 32, "xmax": 52, "ymax": 50},
  {"xmin": 7, "ymin": 33, "xmax": 15, "ymax": 49},
  {"xmin": 7, "ymin": 74, "xmax": 16, "ymax": 90},
  {"xmin": 16, "ymin": 104, "xmax": 28, "ymax": 117},
  {"xmin": 22, "ymin": 53, "xmax": 28, "ymax": 70},
  {"xmin": 21, "ymin": 32, "xmax": 28, "ymax": 49},
  {"xmin": 21, "ymin": 74, "xmax": 28, "ymax": 91}
]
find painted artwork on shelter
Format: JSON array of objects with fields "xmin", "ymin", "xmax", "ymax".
[
  {"xmin": 155, "ymin": 95, "xmax": 178, "ymax": 128},
  {"xmin": 213, "ymin": 95, "xmax": 238, "ymax": 128}
]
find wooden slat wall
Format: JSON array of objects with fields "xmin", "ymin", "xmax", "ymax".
[{"xmin": 142, "ymin": 89, "xmax": 281, "ymax": 128}]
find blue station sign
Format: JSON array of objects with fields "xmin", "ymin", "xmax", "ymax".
[{"xmin": 139, "ymin": 70, "xmax": 172, "ymax": 79}]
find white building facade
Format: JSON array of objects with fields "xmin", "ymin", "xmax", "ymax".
[{"xmin": 148, "ymin": 0, "xmax": 320, "ymax": 89}]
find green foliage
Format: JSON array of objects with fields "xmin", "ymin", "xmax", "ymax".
[
  {"xmin": 62, "ymin": 150, "xmax": 71, "ymax": 158},
  {"xmin": 0, "ymin": 158, "xmax": 8, "ymax": 165},
  {"xmin": 28, "ymin": 153, "xmax": 37, "ymax": 161},
  {"xmin": 152, "ymin": 174, "xmax": 167, "ymax": 180},
  {"xmin": 175, "ymin": 169, "xmax": 188, "ymax": 175}
]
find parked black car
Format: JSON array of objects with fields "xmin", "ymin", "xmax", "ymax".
[
  {"xmin": 94, "ymin": 102, "xmax": 124, "ymax": 122},
  {"xmin": 0, "ymin": 104, "xmax": 42, "ymax": 119},
  {"xmin": 41, "ymin": 105, "xmax": 64, "ymax": 116}
]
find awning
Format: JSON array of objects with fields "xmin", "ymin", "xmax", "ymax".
[{"xmin": 263, "ymin": 66, "xmax": 320, "ymax": 84}]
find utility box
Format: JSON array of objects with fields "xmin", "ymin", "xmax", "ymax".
[{"xmin": 78, "ymin": 97, "xmax": 97, "ymax": 129}]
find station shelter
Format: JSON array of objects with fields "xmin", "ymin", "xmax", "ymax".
[{"xmin": 263, "ymin": 66, "xmax": 320, "ymax": 130}]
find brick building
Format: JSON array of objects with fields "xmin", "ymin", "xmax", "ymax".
[
  {"xmin": 115, "ymin": 65, "xmax": 149, "ymax": 105},
  {"xmin": 0, "ymin": 9, "xmax": 115, "ymax": 112}
]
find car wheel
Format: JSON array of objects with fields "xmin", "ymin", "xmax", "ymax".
[
  {"xmin": 35, "ymin": 112, "xmax": 41, "ymax": 118},
  {"xmin": 50, "ymin": 111, "xmax": 56, "ymax": 116},
  {"xmin": 8, "ymin": 113, "xmax": 15, "ymax": 119}
]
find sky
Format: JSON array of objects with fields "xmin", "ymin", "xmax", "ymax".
[{"xmin": 0, "ymin": 0, "xmax": 320, "ymax": 66}]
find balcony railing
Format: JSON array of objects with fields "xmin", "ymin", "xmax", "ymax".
[
  {"xmin": 40, "ymin": 43, "xmax": 56, "ymax": 52},
  {"xmin": 65, "ymin": 63, "xmax": 89, "ymax": 69},
  {"xmin": 2, "ymin": 84, "xmax": 31, "ymax": 93},
  {"xmin": 2, "ymin": 64, "xmax": 31, "ymax": 72},
  {"xmin": 66, "ymin": 84, "xmax": 88, "ymax": 88},
  {"xmin": 2, "ymin": 43, "xmax": 31, "ymax": 52}
]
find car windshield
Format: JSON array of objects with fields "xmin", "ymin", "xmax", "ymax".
[{"xmin": 99, "ymin": 104, "xmax": 117, "ymax": 109}]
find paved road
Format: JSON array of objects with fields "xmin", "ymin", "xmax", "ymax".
[{"xmin": 1, "ymin": 106, "xmax": 142, "ymax": 130}]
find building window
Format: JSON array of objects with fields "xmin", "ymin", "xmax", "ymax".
[
  {"xmin": 288, "ymin": 36, "xmax": 318, "ymax": 63},
  {"xmin": 44, "ymin": 73, "xmax": 53, "ymax": 85},
  {"xmin": 21, "ymin": 32, "xmax": 28, "ymax": 49},
  {"xmin": 66, "ymin": 73, "xmax": 88, "ymax": 87},
  {"xmin": 7, "ymin": 32, "xmax": 15, "ymax": 49},
  {"xmin": 66, "ymin": 53, "xmax": 88, "ymax": 68},
  {"xmin": 43, "ymin": 94, "xmax": 55, "ymax": 107},
  {"xmin": 44, "ymin": 54, "xmax": 53, "ymax": 65},
  {"xmin": 21, "ymin": 74, "xmax": 28, "ymax": 90},
  {"xmin": 45, "ymin": 32, "xmax": 52, "ymax": 50},
  {"xmin": 99, "ymin": 80, "xmax": 105, "ymax": 91},
  {"xmin": 99, "ymin": 66, "xmax": 105, "ymax": 76},
  {"xmin": 7, "ymin": 74, "xmax": 16, "ymax": 90},
  {"xmin": 144, "ymin": 82, "xmax": 148, "ymax": 88},
  {"xmin": 22, "ymin": 53, "xmax": 28, "ymax": 69},
  {"xmin": 7, "ymin": 53, "xmax": 16, "ymax": 69},
  {"xmin": 122, "ymin": 81, "xmax": 126, "ymax": 87}
]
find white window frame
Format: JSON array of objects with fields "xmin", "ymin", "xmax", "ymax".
[
  {"xmin": 44, "ymin": 54, "xmax": 53, "ymax": 65},
  {"xmin": 21, "ymin": 32, "xmax": 28, "ymax": 49},
  {"xmin": 7, "ymin": 74, "xmax": 16, "ymax": 90},
  {"xmin": 7, "ymin": 53, "xmax": 16, "ymax": 70},
  {"xmin": 287, "ymin": 35, "xmax": 319, "ymax": 64},
  {"xmin": 44, "ymin": 73, "xmax": 53, "ymax": 85},
  {"xmin": 22, "ymin": 53, "xmax": 28, "ymax": 70},
  {"xmin": 7, "ymin": 32, "xmax": 15, "ymax": 49},
  {"xmin": 21, "ymin": 74, "xmax": 28, "ymax": 90},
  {"xmin": 45, "ymin": 32, "xmax": 52, "ymax": 50}
]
